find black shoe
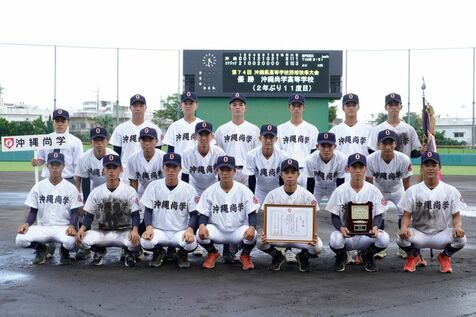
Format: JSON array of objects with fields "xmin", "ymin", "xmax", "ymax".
[
  {"xmin": 46, "ymin": 243, "xmax": 56, "ymax": 259},
  {"xmin": 59, "ymin": 246, "xmax": 72, "ymax": 265},
  {"xmin": 149, "ymin": 248, "xmax": 166, "ymax": 268},
  {"xmin": 362, "ymin": 249, "xmax": 378, "ymax": 272},
  {"xmin": 92, "ymin": 247, "xmax": 107, "ymax": 266},
  {"xmin": 177, "ymin": 249, "xmax": 190, "ymax": 268},
  {"xmin": 164, "ymin": 247, "xmax": 177, "ymax": 263},
  {"xmin": 124, "ymin": 252, "xmax": 136, "ymax": 267},
  {"xmin": 75, "ymin": 248, "xmax": 91, "ymax": 261},
  {"xmin": 223, "ymin": 251, "xmax": 237, "ymax": 264},
  {"xmin": 296, "ymin": 251, "xmax": 310, "ymax": 272},
  {"xmin": 268, "ymin": 251, "xmax": 285, "ymax": 271},
  {"xmin": 333, "ymin": 251, "xmax": 347, "ymax": 272},
  {"xmin": 32, "ymin": 244, "xmax": 48, "ymax": 265}
]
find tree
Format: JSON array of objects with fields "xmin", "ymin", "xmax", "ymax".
[
  {"xmin": 153, "ymin": 94, "xmax": 182, "ymax": 127},
  {"xmin": 95, "ymin": 114, "xmax": 115, "ymax": 136},
  {"xmin": 373, "ymin": 113, "xmax": 388, "ymax": 125},
  {"xmin": 328, "ymin": 105, "xmax": 337, "ymax": 124}
]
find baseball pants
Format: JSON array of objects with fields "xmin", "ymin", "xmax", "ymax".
[
  {"xmin": 16, "ymin": 225, "xmax": 76, "ymax": 250},
  {"xmin": 80, "ymin": 229, "xmax": 139, "ymax": 251},
  {"xmin": 396, "ymin": 228, "xmax": 466, "ymax": 250},
  {"xmin": 329, "ymin": 229, "xmax": 390, "ymax": 251},
  {"xmin": 257, "ymin": 235, "xmax": 323, "ymax": 256},
  {"xmin": 196, "ymin": 224, "xmax": 256, "ymax": 246},
  {"xmin": 141, "ymin": 229, "xmax": 197, "ymax": 251}
]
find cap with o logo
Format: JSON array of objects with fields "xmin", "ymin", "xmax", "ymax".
[
  {"xmin": 47, "ymin": 152, "xmax": 65, "ymax": 164},
  {"xmin": 260, "ymin": 124, "xmax": 277, "ymax": 136},
  {"xmin": 317, "ymin": 132, "xmax": 336, "ymax": 145},
  {"xmin": 385, "ymin": 92, "xmax": 402, "ymax": 105},
  {"xmin": 280, "ymin": 158, "xmax": 300, "ymax": 171},
  {"xmin": 229, "ymin": 92, "xmax": 246, "ymax": 104},
  {"xmin": 163, "ymin": 152, "xmax": 181, "ymax": 166},
  {"xmin": 215, "ymin": 155, "xmax": 236, "ymax": 169},
  {"xmin": 421, "ymin": 151, "xmax": 441, "ymax": 164},
  {"xmin": 347, "ymin": 153, "xmax": 367, "ymax": 167},
  {"xmin": 103, "ymin": 154, "xmax": 121, "ymax": 167},
  {"xmin": 181, "ymin": 91, "xmax": 198, "ymax": 103},
  {"xmin": 195, "ymin": 121, "xmax": 213, "ymax": 134},
  {"xmin": 89, "ymin": 127, "xmax": 108, "ymax": 139},
  {"xmin": 130, "ymin": 94, "xmax": 146, "ymax": 105},
  {"xmin": 287, "ymin": 94, "xmax": 305, "ymax": 105},
  {"xmin": 343, "ymin": 93, "xmax": 359, "ymax": 105},
  {"xmin": 139, "ymin": 127, "xmax": 158, "ymax": 140},
  {"xmin": 377, "ymin": 129, "xmax": 397, "ymax": 143}
]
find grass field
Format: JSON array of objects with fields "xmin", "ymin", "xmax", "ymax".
[{"xmin": 1, "ymin": 161, "xmax": 475, "ymax": 175}]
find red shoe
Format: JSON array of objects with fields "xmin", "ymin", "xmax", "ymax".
[
  {"xmin": 240, "ymin": 254, "xmax": 255, "ymax": 270},
  {"xmin": 403, "ymin": 255, "xmax": 420, "ymax": 272},
  {"xmin": 353, "ymin": 253, "xmax": 362, "ymax": 265},
  {"xmin": 417, "ymin": 255, "xmax": 428, "ymax": 267},
  {"xmin": 437, "ymin": 253, "xmax": 452, "ymax": 273},
  {"xmin": 202, "ymin": 251, "xmax": 220, "ymax": 269}
]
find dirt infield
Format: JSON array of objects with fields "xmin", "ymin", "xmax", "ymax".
[{"xmin": 1, "ymin": 172, "xmax": 476, "ymax": 316}]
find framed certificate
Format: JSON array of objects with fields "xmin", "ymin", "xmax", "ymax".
[
  {"xmin": 346, "ymin": 202, "xmax": 373, "ymax": 235},
  {"xmin": 263, "ymin": 204, "xmax": 316, "ymax": 243}
]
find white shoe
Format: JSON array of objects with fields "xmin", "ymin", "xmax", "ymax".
[
  {"xmin": 193, "ymin": 246, "xmax": 205, "ymax": 257},
  {"xmin": 396, "ymin": 248, "xmax": 408, "ymax": 259},
  {"xmin": 284, "ymin": 249, "xmax": 297, "ymax": 263}
]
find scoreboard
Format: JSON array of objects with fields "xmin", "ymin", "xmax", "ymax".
[{"xmin": 183, "ymin": 50, "xmax": 343, "ymax": 98}]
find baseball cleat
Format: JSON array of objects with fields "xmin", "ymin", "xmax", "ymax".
[
  {"xmin": 75, "ymin": 248, "xmax": 91, "ymax": 261},
  {"xmin": 362, "ymin": 249, "xmax": 378, "ymax": 272},
  {"xmin": 240, "ymin": 254, "xmax": 254, "ymax": 270},
  {"xmin": 177, "ymin": 250, "xmax": 190, "ymax": 269},
  {"xmin": 92, "ymin": 248, "xmax": 107, "ymax": 266},
  {"xmin": 333, "ymin": 252, "xmax": 347, "ymax": 272},
  {"xmin": 437, "ymin": 253, "xmax": 452, "ymax": 273},
  {"xmin": 374, "ymin": 249, "xmax": 387, "ymax": 259},
  {"xmin": 296, "ymin": 251, "xmax": 310, "ymax": 272},
  {"xmin": 284, "ymin": 249, "xmax": 297, "ymax": 264},
  {"xmin": 192, "ymin": 246, "xmax": 204, "ymax": 257},
  {"xmin": 32, "ymin": 244, "xmax": 48, "ymax": 265},
  {"xmin": 202, "ymin": 251, "xmax": 220, "ymax": 269},
  {"xmin": 403, "ymin": 255, "xmax": 420, "ymax": 272},
  {"xmin": 223, "ymin": 251, "xmax": 237, "ymax": 264},
  {"xmin": 268, "ymin": 252, "xmax": 285, "ymax": 271},
  {"xmin": 124, "ymin": 252, "xmax": 136, "ymax": 267},
  {"xmin": 59, "ymin": 246, "xmax": 72, "ymax": 265},
  {"xmin": 149, "ymin": 248, "xmax": 166, "ymax": 268},
  {"xmin": 46, "ymin": 243, "xmax": 56, "ymax": 259},
  {"xmin": 396, "ymin": 247, "xmax": 408, "ymax": 259}
]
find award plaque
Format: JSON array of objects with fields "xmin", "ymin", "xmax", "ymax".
[
  {"xmin": 263, "ymin": 204, "xmax": 316, "ymax": 243},
  {"xmin": 346, "ymin": 202, "xmax": 373, "ymax": 235}
]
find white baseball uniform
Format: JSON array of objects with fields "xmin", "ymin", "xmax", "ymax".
[
  {"xmin": 127, "ymin": 148, "xmax": 166, "ymax": 197},
  {"xmin": 329, "ymin": 122, "xmax": 372, "ymax": 156},
  {"xmin": 366, "ymin": 150, "xmax": 413, "ymax": 215},
  {"xmin": 369, "ymin": 121, "xmax": 421, "ymax": 157},
  {"xmin": 140, "ymin": 179, "xmax": 199, "ymax": 251},
  {"xmin": 181, "ymin": 144, "xmax": 225, "ymax": 196},
  {"xmin": 277, "ymin": 120, "xmax": 319, "ymax": 186},
  {"xmin": 257, "ymin": 185, "xmax": 323, "ymax": 255},
  {"xmin": 162, "ymin": 117, "xmax": 202, "ymax": 155},
  {"xmin": 243, "ymin": 146, "xmax": 290, "ymax": 204},
  {"xmin": 37, "ymin": 132, "xmax": 84, "ymax": 179},
  {"xmin": 215, "ymin": 121, "xmax": 260, "ymax": 185},
  {"xmin": 196, "ymin": 181, "xmax": 260, "ymax": 245},
  {"xmin": 304, "ymin": 150, "xmax": 347, "ymax": 202},
  {"xmin": 16, "ymin": 178, "xmax": 83, "ymax": 250},
  {"xmin": 327, "ymin": 181, "xmax": 390, "ymax": 251},
  {"xmin": 80, "ymin": 182, "xmax": 141, "ymax": 250},
  {"xmin": 397, "ymin": 181, "xmax": 467, "ymax": 250},
  {"xmin": 74, "ymin": 148, "xmax": 118, "ymax": 190}
]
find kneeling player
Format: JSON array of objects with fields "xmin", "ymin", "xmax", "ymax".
[
  {"xmin": 76, "ymin": 154, "xmax": 141, "ymax": 266},
  {"xmin": 397, "ymin": 152, "xmax": 466, "ymax": 273},
  {"xmin": 257, "ymin": 158, "xmax": 323, "ymax": 272},
  {"xmin": 327, "ymin": 153, "xmax": 390, "ymax": 272},
  {"xmin": 16, "ymin": 153, "xmax": 82, "ymax": 265},
  {"xmin": 196, "ymin": 155, "xmax": 260, "ymax": 270},
  {"xmin": 140, "ymin": 153, "xmax": 199, "ymax": 268}
]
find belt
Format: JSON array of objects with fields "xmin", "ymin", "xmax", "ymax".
[{"xmin": 236, "ymin": 165, "xmax": 244, "ymax": 170}]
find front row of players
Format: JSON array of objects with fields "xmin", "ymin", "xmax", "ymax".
[{"xmin": 16, "ymin": 146, "xmax": 467, "ymax": 273}]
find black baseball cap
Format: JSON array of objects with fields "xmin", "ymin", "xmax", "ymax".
[
  {"xmin": 317, "ymin": 132, "xmax": 336, "ymax": 145},
  {"xmin": 229, "ymin": 92, "xmax": 246, "ymax": 104},
  {"xmin": 347, "ymin": 153, "xmax": 366, "ymax": 167},
  {"xmin": 216, "ymin": 155, "xmax": 236, "ymax": 169},
  {"xmin": 181, "ymin": 91, "xmax": 198, "ymax": 103},
  {"xmin": 52, "ymin": 109, "xmax": 69, "ymax": 120},
  {"xmin": 47, "ymin": 152, "xmax": 65, "ymax": 164},
  {"xmin": 281, "ymin": 158, "xmax": 300, "ymax": 171},
  {"xmin": 385, "ymin": 93, "xmax": 402, "ymax": 105},
  {"xmin": 163, "ymin": 152, "xmax": 181, "ymax": 166},
  {"xmin": 343, "ymin": 93, "xmax": 359, "ymax": 105},
  {"xmin": 421, "ymin": 151, "xmax": 441, "ymax": 164},
  {"xmin": 378, "ymin": 129, "xmax": 397, "ymax": 143},
  {"xmin": 90, "ymin": 127, "xmax": 108, "ymax": 139},
  {"xmin": 103, "ymin": 154, "xmax": 121, "ymax": 167},
  {"xmin": 130, "ymin": 94, "xmax": 146, "ymax": 106},
  {"xmin": 195, "ymin": 121, "xmax": 213, "ymax": 134},
  {"xmin": 288, "ymin": 94, "xmax": 305, "ymax": 105},
  {"xmin": 260, "ymin": 124, "xmax": 277, "ymax": 137},
  {"xmin": 139, "ymin": 127, "xmax": 158, "ymax": 140}
]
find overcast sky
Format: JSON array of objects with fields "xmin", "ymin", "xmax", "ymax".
[{"xmin": 1, "ymin": 0, "xmax": 475, "ymax": 122}]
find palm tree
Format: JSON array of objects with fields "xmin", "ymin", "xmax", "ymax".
[{"xmin": 95, "ymin": 114, "xmax": 115, "ymax": 136}]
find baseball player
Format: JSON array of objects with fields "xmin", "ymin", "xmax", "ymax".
[
  {"xmin": 277, "ymin": 94, "xmax": 319, "ymax": 187},
  {"xmin": 214, "ymin": 92, "xmax": 260, "ymax": 186},
  {"xmin": 243, "ymin": 124, "xmax": 289, "ymax": 204},
  {"xmin": 32, "ymin": 108, "xmax": 84, "ymax": 184},
  {"xmin": 74, "ymin": 127, "xmax": 118, "ymax": 261},
  {"xmin": 162, "ymin": 91, "xmax": 202, "ymax": 155},
  {"xmin": 369, "ymin": 93, "xmax": 422, "ymax": 158},
  {"xmin": 75, "ymin": 154, "xmax": 141, "ymax": 267},
  {"xmin": 196, "ymin": 155, "xmax": 260, "ymax": 270},
  {"xmin": 109, "ymin": 94, "xmax": 163, "ymax": 182},
  {"xmin": 366, "ymin": 129, "xmax": 413, "ymax": 259},
  {"xmin": 257, "ymin": 158, "xmax": 323, "ymax": 272},
  {"xmin": 140, "ymin": 153, "xmax": 199, "ymax": 268},
  {"xmin": 181, "ymin": 121, "xmax": 225, "ymax": 196},
  {"xmin": 329, "ymin": 93, "xmax": 372, "ymax": 157},
  {"xmin": 327, "ymin": 153, "xmax": 390, "ymax": 272},
  {"xmin": 305, "ymin": 132, "xmax": 346, "ymax": 204},
  {"xmin": 16, "ymin": 153, "xmax": 83, "ymax": 265},
  {"xmin": 397, "ymin": 151, "xmax": 466, "ymax": 273}
]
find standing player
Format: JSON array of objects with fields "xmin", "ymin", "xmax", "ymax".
[
  {"xmin": 109, "ymin": 94, "xmax": 163, "ymax": 181},
  {"xmin": 257, "ymin": 159, "xmax": 323, "ymax": 272},
  {"xmin": 215, "ymin": 92, "xmax": 260, "ymax": 186},
  {"xmin": 397, "ymin": 152, "xmax": 466, "ymax": 273},
  {"xmin": 75, "ymin": 154, "xmax": 141, "ymax": 267},
  {"xmin": 330, "ymin": 93, "xmax": 372, "ymax": 157},
  {"xmin": 196, "ymin": 155, "xmax": 260, "ymax": 270},
  {"xmin": 366, "ymin": 129, "xmax": 413, "ymax": 258},
  {"xmin": 277, "ymin": 94, "xmax": 319, "ymax": 187},
  {"xmin": 16, "ymin": 153, "xmax": 82, "ymax": 265},
  {"xmin": 140, "ymin": 153, "xmax": 199, "ymax": 268},
  {"xmin": 243, "ymin": 124, "xmax": 289, "ymax": 204},
  {"xmin": 181, "ymin": 121, "xmax": 225, "ymax": 196},
  {"xmin": 327, "ymin": 153, "xmax": 390, "ymax": 272},
  {"xmin": 305, "ymin": 132, "xmax": 347, "ymax": 204},
  {"xmin": 369, "ymin": 93, "xmax": 422, "ymax": 158},
  {"xmin": 32, "ymin": 108, "xmax": 84, "ymax": 184},
  {"xmin": 162, "ymin": 91, "xmax": 202, "ymax": 155}
]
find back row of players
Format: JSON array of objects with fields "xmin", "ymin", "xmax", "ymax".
[{"xmin": 18, "ymin": 91, "xmax": 466, "ymax": 273}]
